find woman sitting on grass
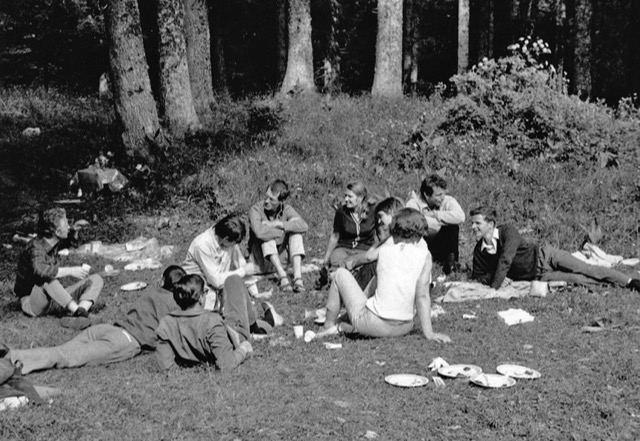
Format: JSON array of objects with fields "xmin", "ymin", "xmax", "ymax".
[
  {"xmin": 317, "ymin": 181, "xmax": 377, "ymax": 288},
  {"xmin": 316, "ymin": 208, "xmax": 451, "ymax": 342}
]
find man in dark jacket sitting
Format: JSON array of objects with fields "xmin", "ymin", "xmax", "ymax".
[{"xmin": 470, "ymin": 206, "xmax": 640, "ymax": 291}]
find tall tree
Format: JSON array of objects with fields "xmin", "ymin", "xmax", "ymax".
[
  {"xmin": 104, "ymin": 0, "xmax": 161, "ymax": 162},
  {"xmin": 371, "ymin": 0, "xmax": 403, "ymax": 98},
  {"xmin": 403, "ymin": 0, "xmax": 419, "ymax": 93},
  {"xmin": 457, "ymin": 0, "xmax": 470, "ymax": 73},
  {"xmin": 157, "ymin": 0, "xmax": 200, "ymax": 136},
  {"xmin": 184, "ymin": 0, "xmax": 215, "ymax": 122},
  {"xmin": 566, "ymin": 0, "xmax": 592, "ymax": 99},
  {"xmin": 276, "ymin": 0, "xmax": 288, "ymax": 87},
  {"xmin": 210, "ymin": 0, "xmax": 229, "ymax": 98},
  {"xmin": 280, "ymin": 0, "xmax": 315, "ymax": 94},
  {"xmin": 472, "ymin": 0, "xmax": 494, "ymax": 63}
]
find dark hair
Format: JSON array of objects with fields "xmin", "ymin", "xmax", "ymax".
[
  {"xmin": 390, "ymin": 208, "xmax": 427, "ymax": 240},
  {"xmin": 37, "ymin": 207, "xmax": 67, "ymax": 237},
  {"xmin": 162, "ymin": 265, "xmax": 187, "ymax": 291},
  {"xmin": 420, "ymin": 174, "xmax": 448, "ymax": 198},
  {"xmin": 213, "ymin": 213, "xmax": 246, "ymax": 244},
  {"xmin": 268, "ymin": 179, "xmax": 290, "ymax": 201},
  {"xmin": 374, "ymin": 197, "xmax": 404, "ymax": 218},
  {"xmin": 469, "ymin": 206, "xmax": 497, "ymax": 224},
  {"xmin": 173, "ymin": 274, "xmax": 205, "ymax": 309}
]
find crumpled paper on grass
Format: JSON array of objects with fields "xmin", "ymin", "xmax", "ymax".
[
  {"xmin": 497, "ymin": 308, "xmax": 535, "ymax": 326},
  {"xmin": 72, "ymin": 236, "xmax": 174, "ymax": 263},
  {"xmin": 435, "ymin": 281, "xmax": 530, "ymax": 303}
]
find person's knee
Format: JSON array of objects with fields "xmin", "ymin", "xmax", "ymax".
[
  {"xmin": 224, "ymin": 275, "xmax": 244, "ymax": 291},
  {"xmin": 89, "ymin": 274, "xmax": 104, "ymax": 290},
  {"xmin": 334, "ymin": 268, "xmax": 350, "ymax": 283}
]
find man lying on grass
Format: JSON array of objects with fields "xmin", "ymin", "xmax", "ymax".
[
  {"xmin": 4, "ymin": 265, "xmax": 185, "ymax": 374},
  {"xmin": 14, "ymin": 207, "xmax": 102, "ymax": 318},
  {"xmin": 155, "ymin": 274, "xmax": 254, "ymax": 371},
  {"xmin": 316, "ymin": 208, "xmax": 451, "ymax": 342},
  {"xmin": 470, "ymin": 206, "xmax": 640, "ymax": 291}
]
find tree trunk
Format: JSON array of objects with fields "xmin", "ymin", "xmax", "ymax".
[
  {"xmin": 210, "ymin": 0, "xmax": 230, "ymax": 98},
  {"xmin": 403, "ymin": 0, "xmax": 419, "ymax": 94},
  {"xmin": 322, "ymin": 0, "xmax": 341, "ymax": 94},
  {"xmin": 276, "ymin": 0, "xmax": 288, "ymax": 88},
  {"xmin": 157, "ymin": 0, "xmax": 200, "ymax": 136},
  {"xmin": 567, "ymin": 0, "xmax": 592, "ymax": 99},
  {"xmin": 473, "ymin": 0, "xmax": 494, "ymax": 63},
  {"xmin": 280, "ymin": 0, "xmax": 315, "ymax": 94},
  {"xmin": 184, "ymin": 0, "xmax": 215, "ymax": 123},
  {"xmin": 371, "ymin": 0, "xmax": 403, "ymax": 98},
  {"xmin": 457, "ymin": 0, "xmax": 470, "ymax": 73},
  {"xmin": 104, "ymin": 0, "xmax": 161, "ymax": 162}
]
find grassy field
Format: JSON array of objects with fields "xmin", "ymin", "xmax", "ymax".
[{"xmin": 1, "ymin": 83, "xmax": 640, "ymax": 440}]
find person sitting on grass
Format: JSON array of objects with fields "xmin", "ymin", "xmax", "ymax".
[
  {"xmin": 248, "ymin": 179, "xmax": 308, "ymax": 293},
  {"xmin": 183, "ymin": 212, "xmax": 259, "ymax": 309},
  {"xmin": 406, "ymin": 174, "xmax": 465, "ymax": 274},
  {"xmin": 155, "ymin": 274, "xmax": 254, "ymax": 371},
  {"xmin": 470, "ymin": 206, "xmax": 640, "ymax": 291},
  {"xmin": 14, "ymin": 207, "xmax": 102, "ymax": 319},
  {"xmin": 4, "ymin": 265, "xmax": 186, "ymax": 374},
  {"xmin": 316, "ymin": 181, "xmax": 377, "ymax": 288},
  {"xmin": 343, "ymin": 196, "xmax": 404, "ymax": 290},
  {"xmin": 316, "ymin": 208, "xmax": 451, "ymax": 342}
]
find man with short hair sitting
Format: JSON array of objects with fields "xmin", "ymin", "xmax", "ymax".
[
  {"xmin": 469, "ymin": 206, "xmax": 640, "ymax": 291},
  {"xmin": 406, "ymin": 174, "xmax": 465, "ymax": 274},
  {"xmin": 14, "ymin": 207, "xmax": 103, "ymax": 318}
]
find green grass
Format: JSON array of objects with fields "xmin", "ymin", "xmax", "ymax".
[{"xmin": 1, "ymin": 86, "xmax": 640, "ymax": 440}]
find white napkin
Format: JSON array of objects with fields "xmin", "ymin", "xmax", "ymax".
[
  {"xmin": 428, "ymin": 357, "xmax": 449, "ymax": 371},
  {"xmin": 497, "ymin": 308, "xmax": 535, "ymax": 326}
]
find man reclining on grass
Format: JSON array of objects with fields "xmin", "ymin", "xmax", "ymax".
[
  {"xmin": 14, "ymin": 207, "xmax": 102, "ymax": 318},
  {"xmin": 248, "ymin": 179, "xmax": 308, "ymax": 293},
  {"xmin": 470, "ymin": 206, "xmax": 640, "ymax": 291},
  {"xmin": 155, "ymin": 274, "xmax": 254, "ymax": 371},
  {"xmin": 316, "ymin": 208, "xmax": 451, "ymax": 342},
  {"xmin": 4, "ymin": 265, "xmax": 185, "ymax": 374}
]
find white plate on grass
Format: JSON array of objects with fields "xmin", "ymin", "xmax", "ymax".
[
  {"xmin": 496, "ymin": 364, "xmax": 541, "ymax": 379},
  {"xmin": 120, "ymin": 281, "xmax": 147, "ymax": 291},
  {"xmin": 437, "ymin": 364, "xmax": 482, "ymax": 379},
  {"xmin": 470, "ymin": 373, "xmax": 516, "ymax": 388},
  {"xmin": 385, "ymin": 374, "xmax": 429, "ymax": 388}
]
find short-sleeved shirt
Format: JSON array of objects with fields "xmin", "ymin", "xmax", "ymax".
[{"xmin": 332, "ymin": 206, "xmax": 376, "ymax": 251}]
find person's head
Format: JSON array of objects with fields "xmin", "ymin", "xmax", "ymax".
[
  {"xmin": 161, "ymin": 265, "xmax": 187, "ymax": 291},
  {"xmin": 375, "ymin": 197, "xmax": 404, "ymax": 230},
  {"xmin": 344, "ymin": 181, "xmax": 368, "ymax": 211},
  {"xmin": 390, "ymin": 208, "xmax": 427, "ymax": 242},
  {"xmin": 264, "ymin": 179, "xmax": 289, "ymax": 212},
  {"xmin": 469, "ymin": 206, "xmax": 497, "ymax": 242},
  {"xmin": 213, "ymin": 213, "xmax": 246, "ymax": 248},
  {"xmin": 173, "ymin": 274, "xmax": 205, "ymax": 310},
  {"xmin": 420, "ymin": 175, "xmax": 448, "ymax": 209},
  {"xmin": 38, "ymin": 207, "xmax": 70, "ymax": 239}
]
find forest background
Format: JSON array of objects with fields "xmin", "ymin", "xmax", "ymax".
[{"xmin": 1, "ymin": 1, "xmax": 640, "ymax": 440}]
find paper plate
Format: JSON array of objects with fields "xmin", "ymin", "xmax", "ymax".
[
  {"xmin": 470, "ymin": 373, "xmax": 516, "ymax": 388},
  {"xmin": 120, "ymin": 281, "xmax": 148, "ymax": 291},
  {"xmin": 621, "ymin": 258, "xmax": 640, "ymax": 266},
  {"xmin": 437, "ymin": 364, "xmax": 482, "ymax": 379},
  {"xmin": 384, "ymin": 374, "xmax": 429, "ymax": 388},
  {"xmin": 496, "ymin": 364, "xmax": 541, "ymax": 379}
]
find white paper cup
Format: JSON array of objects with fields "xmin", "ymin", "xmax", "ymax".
[
  {"xmin": 82, "ymin": 264, "xmax": 91, "ymax": 272},
  {"xmin": 293, "ymin": 325, "xmax": 304, "ymax": 339},
  {"xmin": 529, "ymin": 281, "xmax": 549, "ymax": 297}
]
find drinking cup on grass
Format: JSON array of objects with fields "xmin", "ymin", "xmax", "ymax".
[
  {"xmin": 293, "ymin": 325, "xmax": 304, "ymax": 339},
  {"xmin": 82, "ymin": 263, "xmax": 91, "ymax": 272}
]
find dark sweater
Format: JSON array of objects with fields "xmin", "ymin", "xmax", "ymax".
[{"xmin": 472, "ymin": 224, "xmax": 538, "ymax": 289}]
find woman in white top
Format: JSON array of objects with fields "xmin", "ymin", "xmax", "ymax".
[{"xmin": 317, "ymin": 208, "xmax": 451, "ymax": 342}]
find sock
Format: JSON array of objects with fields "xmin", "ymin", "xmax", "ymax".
[
  {"xmin": 78, "ymin": 300, "xmax": 93, "ymax": 311},
  {"xmin": 67, "ymin": 301, "xmax": 79, "ymax": 314},
  {"xmin": 246, "ymin": 283, "xmax": 259, "ymax": 296}
]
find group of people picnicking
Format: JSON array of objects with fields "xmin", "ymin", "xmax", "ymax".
[{"xmin": 3, "ymin": 175, "xmax": 640, "ymax": 376}]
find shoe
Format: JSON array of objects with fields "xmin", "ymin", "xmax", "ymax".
[
  {"xmin": 278, "ymin": 276, "xmax": 293, "ymax": 292},
  {"xmin": 628, "ymin": 279, "xmax": 640, "ymax": 292},
  {"xmin": 74, "ymin": 307, "xmax": 89, "ymax": 318},
  {"xmin": 315, "ymin": 267, "xmax": 329, "ymax": 289},
  {"xmin": 293, "ymin": 277, "xmax": 305, "ymax": 293},
  {"xmin": 262, "ymin": 301, "xmax": 284, "ymax": 327}
]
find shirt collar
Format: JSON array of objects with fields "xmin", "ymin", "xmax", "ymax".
[{"xmin": 480, "ymin": 228, "xmax": 500, "ymax": 254}]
